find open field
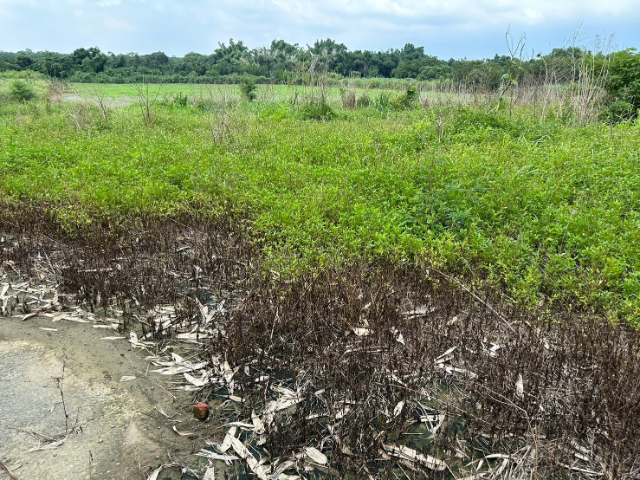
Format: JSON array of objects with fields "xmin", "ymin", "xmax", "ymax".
[
  {"xmin": 1, "ymin": 79, "xmax": 639, "ymax": 322},
  {"xmin": 69, "ymin": 81, "xmax": 458, "ymax": 106},
  {"xmin": 2, "ymin": 75, "xmax": 640, "ymax": 478}
]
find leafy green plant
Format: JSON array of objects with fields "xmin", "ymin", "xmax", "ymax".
[
  {"xmin": 172, "ymin": 92, "xmax": 189, "ymax": 108},
  {"xmin": 239, "ymin": 77, "xmax": 258, "ymax": 102},
  {"xmin": 603, "ymin": 49, "xmax": 640, "ymax": 121},
  {"xmin": 1, "ymin": 91, "xmax": 640, "ymax": 324},
  {"xmin": 9, "ymin": 80, "xmax": 36, "ymax": 102}
]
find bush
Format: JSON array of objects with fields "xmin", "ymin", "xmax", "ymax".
[
  {"xmin": 603, "ymin": 49, "xmax": 640, "ymax": 121},
  {"xmin": 9, "ymin": 80, "xmax": 36, "ymax": 102},
  {"xmin": 239, "ymin": 77, "xmax": 258, "ymax": 102},
  {"xmin": 298, "ymin": 97, "xmax": 336, "ymax": 120},
  {"xmin": 390, "ymin": 84, "xmax": 419, "ymax": 110}
]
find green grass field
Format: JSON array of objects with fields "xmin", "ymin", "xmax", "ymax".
[{"xmin": 1, "ymin": 76, "xmax": 639, "ymax": 324}]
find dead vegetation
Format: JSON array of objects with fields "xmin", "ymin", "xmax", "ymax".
[{"xmin": 2, "ymin": 199, "xmax": 640, "ymax": 479}]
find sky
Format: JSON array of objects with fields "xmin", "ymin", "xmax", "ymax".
[{"xmin": 0, "ymin": 0, "xmax": 638, "ymax": 59}]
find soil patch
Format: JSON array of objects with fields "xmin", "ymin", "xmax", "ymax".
[{"xmin": 0, "ymin": 316, "xmax": 215, "ymax": 480}]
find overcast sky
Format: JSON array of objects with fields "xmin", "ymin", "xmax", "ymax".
[{"xmin": 0, "ymin": 0, "xmax": 638, "ymax": 59}]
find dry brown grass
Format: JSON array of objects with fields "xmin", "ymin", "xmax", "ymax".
[{"xmin": 2, "ymin": 199, "xmax": 639, "ymax": 479}]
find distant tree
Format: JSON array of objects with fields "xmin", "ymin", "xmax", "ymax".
[{"xmin": 15, "ymin": 55, "xmax": 34, "ymax": 69}]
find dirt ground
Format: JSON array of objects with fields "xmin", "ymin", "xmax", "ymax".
[{"xmin": 0, "ymin": 316, "xmax": 218, "ymax": 480}]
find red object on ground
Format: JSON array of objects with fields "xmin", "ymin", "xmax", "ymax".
[{"xmin": 193, "ymin": 402, "xmax": 210, "ymax": 420}]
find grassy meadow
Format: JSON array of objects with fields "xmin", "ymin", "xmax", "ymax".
[{"xmin": 1, "ymin": 75, "xmax": 639, "ymax": 324}]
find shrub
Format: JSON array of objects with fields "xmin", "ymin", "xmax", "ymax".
[
  {"xmin": 298, "ymin": 97, "xmax": 336, "ymax": 120},
  {"xmin": 390, "ymin": 84, "xmax": 419, "ymax": 110},
  {"xmin": 603, "ymin": 49, "xmax": 640, "ymax": 121},
  {"xmin": 239, "ymin": 77, "xmax": 258, "ymax": 102},
  {"xmin": 9, "ymin": 80, "xmax": 36, "ymax": 102}
]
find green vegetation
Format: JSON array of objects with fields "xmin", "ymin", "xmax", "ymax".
[
  {"xmin": 1, "ymin": 74, "xmax": 639, "ymax": 325},
  {"xmin": 239, "ymin": 76, "xmax": 258, "ymax": 102},
  {"xmin": 0, "ymin": 40, "xmax": 618, "ymax": 91},
  {"xmin": 604, "ymin": 48, "xmax": 640, "ymax": 120}
]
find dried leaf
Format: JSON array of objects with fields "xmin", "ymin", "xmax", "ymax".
[
  {"xmin": 383, "ymin": 443, "xmax": 447, "ymax": 471},
  {"xmin": 304, "ymin": 446, "xmax": 328, "ymax": 465},
  {"xmin": 151, "ymin": 361, "xmax": 207, "ymax": 375},
  {"xmin": 435, "ymin": 346, "xmax": 457, "ymax": 364},
  {"xmin": 393, "ymin": 401, "xmax": 405, "ymax": 417},
  {"xmin": 184, "ymin": 372, "xmax": 206, "ymax": 387},
  {"xmin": 196, "ymin": 450, "xmax": 238, "ymax": 465},
  {"xmin": 217, "ymin": 426, "xmax": 237, "ymax": 453},
  {"xmin": 225, "ymin": 421, "xmax": 256, "ymax": 430},
  {"xmin": 146, "ymin": 463, "xmax": 182, "ymax": 480},
  {"xmin": 172, "ymin": 425, "xmax": 195, "ymax": 436},
  {"xmin": 349, "ymin": 326, "xmax": 371, "ymax": 336},
  {"xmin": 102, "ymin": 336, "xmax": 126, "ymax": 341},
  {"xmin": 230, "ymin": 436, "xmax": 270, "ymax": 480},
  {"xmin": 251, "ymin": 410, "xmax": 265, "ymax": 434},
  {"xmin": 120, "ymin": 375, "xmax": 136, "ymax": 382},
  {"xmin": 515, "ymin": 373, "xmax": 524, "ymax": 399},
  {"xmin": 202, "ymin": 467, "xmax": 216, "ymax": 480}
]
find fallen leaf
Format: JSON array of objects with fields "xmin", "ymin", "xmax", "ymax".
[
  {"xmin": 216, "ymin": 426, "xmax": 237, "ymax": 453},
  {"xmin": 383, "ymin": 443, "xmax": 447, "ymax": 471},
  {"xmin": 196, "ymin": 449, "xmax": 238, "ymax": 465},
  {"xmin": 230, "ymin": 436, "xmax": 270, "ymax": 480},
  {"xmin": 435, "ymin": 346, "xmax": 457, "ymax": 364},
  {"xmin": 146, "ymin": 463, "xmax": 182, "ymax": 480},
  {"xmin": 304, "ymin": 446, "xmax": 328, "ymax": 465},
  {"xmin": 172, "ymin": 425, "xmax": 195, "ymax": 436},
  {"xmin": 516, "ymin": 373, "xmax": 524, "ymax": 399}
]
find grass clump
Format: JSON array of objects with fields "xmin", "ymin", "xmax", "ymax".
[{"xmin": 297, "ymin": 96, "xmax": 336, "ymax": 120}]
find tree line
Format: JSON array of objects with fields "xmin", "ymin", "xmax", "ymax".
[{"xmin": 0, "ymin": 38, "xmax": 605, "ymax": 88}]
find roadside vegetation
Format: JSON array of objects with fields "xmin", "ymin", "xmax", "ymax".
[{"xmin": 1, "ymin": 48, "xmax": 640, "ymax": 477}]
